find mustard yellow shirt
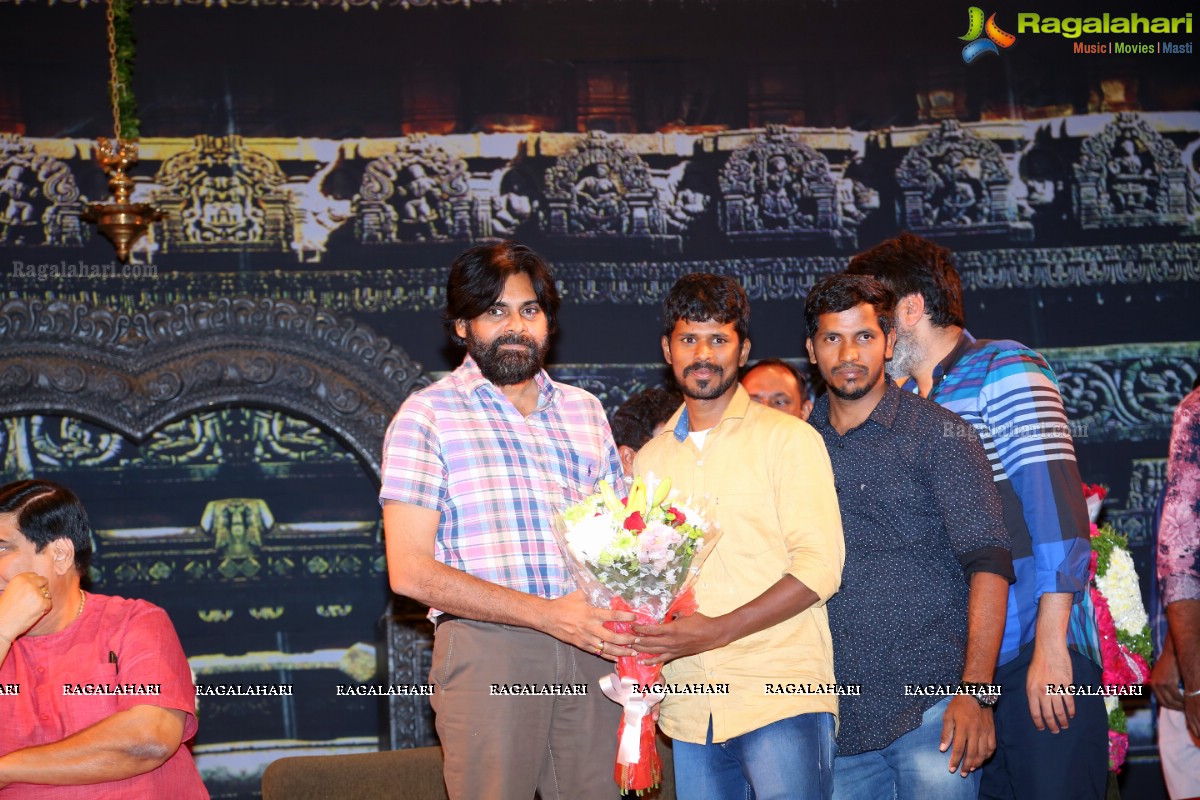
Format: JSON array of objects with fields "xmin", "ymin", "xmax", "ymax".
[{"xmin": 633, "ymin": 386, "xmax": 845, "ymax": 744}]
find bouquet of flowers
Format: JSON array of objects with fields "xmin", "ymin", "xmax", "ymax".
[
  {"xmin": 554, "ymin": 473, "xmax": 720, "ymax": 795},
  {"xmin": 1083, "ymin": 483, "xmax": 1153, "ymax": 773}
]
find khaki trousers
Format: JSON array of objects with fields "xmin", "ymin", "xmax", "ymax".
[{"xmin": 430, "ymin": 618, "xmax": 622, "ymax": 800}]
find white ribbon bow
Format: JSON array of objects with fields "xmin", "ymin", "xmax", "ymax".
[{"xmin": 599, "ymin": 673, "xmax": 665, "ymax": 765}]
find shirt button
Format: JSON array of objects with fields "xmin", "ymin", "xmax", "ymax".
[
  {"xmin": 697, "ymin": 460, "xmax": 703, "ymax": 466},
  {"xmin": 37, "ymin": 666, "xmax": 45, "ymax": 674},
  {"xmin": 41, "ymin": 713, "xmax": 49, "ymax": 720}
]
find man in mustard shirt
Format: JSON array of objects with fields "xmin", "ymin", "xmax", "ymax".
[{"xmin": 632, "ymin": 273, "xmax": 846, "ymax": 800}]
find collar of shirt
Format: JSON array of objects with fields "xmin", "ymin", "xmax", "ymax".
[
  {"xmin": 453, "ymin": 354, "xmax": 559, "ymax": 412},
  {"xmin": 900, "ymin": 329, "xmax": 977, "ymax": 396},
  {"xmin": 810, "ymin": 378, "xmax": 902, "ymax": 437},
  {"xmin": 671, "ymin": 385, "xmax": 753, "ymax": 442}
]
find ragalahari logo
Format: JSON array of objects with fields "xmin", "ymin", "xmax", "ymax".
[{"xmin": 961, "ymin": 7, "xmax": 1017, "ymax": 63}]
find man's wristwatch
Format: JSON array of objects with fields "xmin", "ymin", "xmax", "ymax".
[{"xmin": 960, "ymin": 681, "xmax": 1000, "ymax": 708}]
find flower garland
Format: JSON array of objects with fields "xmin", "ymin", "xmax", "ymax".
[{"xmin": 1083, "ymin": 483, "xmax": 1152, "ymax": 773}]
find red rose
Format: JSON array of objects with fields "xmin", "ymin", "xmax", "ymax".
[
  {"xmin": 1082, "ymin": 483, "xmax": 1108, "ymax": 501},
  {"xmin": 624, "ymin": 511, "xmax": 646, "ymax": 532},
  {"xmin": 667, "ymin": 507, "xmax": 686, "ymax": 525}
]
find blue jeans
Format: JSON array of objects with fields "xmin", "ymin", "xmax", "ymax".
[
  {"xmin": 832, "ymin": 697, "xmax": 982, "ymax": 800},
  {"xmin": 673, "ymin": 712, "xmax": 835, "ymax": 800}
]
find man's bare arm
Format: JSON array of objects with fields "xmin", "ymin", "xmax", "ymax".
[
  {"xmin": 942, "ymin": 571, "xmax": 1008, "ymax": 776},
  {"xmin": 0, "ymin": 706, "xmax": 186, "ymax": 788},
  {"xmin": 1026, "ymin": 592, "xmax": 1076, "ymax": 733},
  {"xmin": 1167, "ymin": 599, "xmax": 1200, "ymax": 739},
  {"xmin": 383, "ymin": 500, "xmax": 635, "ymax": 657}
]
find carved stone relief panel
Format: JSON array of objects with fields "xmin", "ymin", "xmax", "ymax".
[
  {"xmin": 354, "ymin": 137, "xmax": 473, "ymax": 243},
  {"xmin": 0, "ymin": 297, "xmax": 429, "ymax": 480},
  {"xmin": 0, "ymin": 133, "xmax": 87, "ymax": 247},
  {"xmin": 1074, "ymin": 112, "xmax": 1191, "ymax": 229},
  {"xmin": 152, "ymin": 135, "xmax": 293, "ymax": 252},
  {"xmin": 896, "ymin": 120, "xmax": 1032, "ymax": 241},
  {"xmin": 718, "ymin": 125, "xmax": 855, "ymax": 247},
  {"xmin": 543, "ymin": 130, "xmax": 668, "ymax": 239}
]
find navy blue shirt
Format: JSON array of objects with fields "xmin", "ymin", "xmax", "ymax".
[{"xmin": 810, "ymin": 380, "xmax": 1014, "ymax": 756}]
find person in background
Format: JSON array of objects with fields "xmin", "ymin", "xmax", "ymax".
[
  {"xmin": 848, "ymin": 233, "xmax": 1106, "ymax": 800},
  {"xmin": 0, "ymin": 479, "xmax": 207, "ymax": 798},
  {"xmin": 741, "ymin": 358, "xmax": 813, "ymax": 421},
  {"xmin": 610, "ymin": 385, "xmax": 683, "ymax": 477},
  {"xmin": 1151, "ymin": 381, "xmax": 1200, "ymax": 799}
]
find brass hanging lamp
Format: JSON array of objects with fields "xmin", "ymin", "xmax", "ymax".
[{"xmin": 83, "ymin": 0, "xmax": 163, "ymax": 263}]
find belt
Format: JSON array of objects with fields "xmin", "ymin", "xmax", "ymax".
[{"xmin": 433, "ymin": 613, "xmax": 464, "ymax": 630}]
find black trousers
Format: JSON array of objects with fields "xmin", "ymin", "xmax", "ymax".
[{"xmin": 980, "ymin": 641, "xmax": 1108, "ymax": 800}]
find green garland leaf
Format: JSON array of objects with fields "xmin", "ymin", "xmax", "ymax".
[
  {"xmin": 1116, "ymin": 626, "xmax": 1154, "ymax": 661},
  {"xmin": 1090, "ymin": 523, "xmax": 1126, "ymax": 579},
  {"xmin": 111, "ymin": 0, "xmax": 140, "ymax": 139},
  {"xmin": 1107, "ymin": 701, "xmax": 1127, "ymax": 734}
]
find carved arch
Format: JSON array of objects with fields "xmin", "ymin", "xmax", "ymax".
[{"xmin": 0, "ymin": 297, "xmax": 430, "ymax": 480}]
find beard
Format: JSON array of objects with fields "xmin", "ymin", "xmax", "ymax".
[
  {"xmin": 467, "ymin": 329, "xmax": 549, "ymax": 386},
  {"xmin": 827, "ymin": 361, "xmax": 884, "ymax": 402},
  {"xmin": 888, "ymin": 325, "xmax": 923, "ymax": 382},
  {"xmin": 680, "ymin": 361, "xmax": 739, "ymax": 401}
]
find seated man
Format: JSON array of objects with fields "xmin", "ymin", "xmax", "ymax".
[
  {"xmin": 0, "ymin": 479, "xmax": 207, "ymax": 798},
  {"xmin": 610, "ymin": 385, "xmax": 683, "ymax": 477}
]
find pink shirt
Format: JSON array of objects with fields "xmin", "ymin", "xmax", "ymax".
[
  {"xmin": 0, "ymin": 593, "xmax": 207, "ymax": 799},
  {"xmin": 1160, "ymin": 387, "xmax": 1200, "ymax": 606}
]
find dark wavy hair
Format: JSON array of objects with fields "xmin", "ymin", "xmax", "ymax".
[
  {"xmin": 611, "ymin": 386, "xmax": 683, "ymax": 450},
  {"xmin": 442, "ymin": 241, "xmax": 561, "ymax": 346},
  {"xmin": 846, "ymin": 232, "xmax": 964, "ymax": 328},
  {"xmin": 0, "ymin": 479, "xmax": 92, "ymax": 574},
  {"xmin": 804, "ymin": 273, "xmax": 897, "ymax": 340},
  {"xmin": 661, "ymin": 273, "xmax": 750, "ymax": 343}
]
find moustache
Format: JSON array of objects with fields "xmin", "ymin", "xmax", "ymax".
[
  {"xmin": 490, "ymin": 332, "xmax": 537, "ymax": 351},
  {"xmin": 832, "ymin": 362, "xmax": 866, "ymax": 374},
  {"xmin": 683, "ymin": 362, "xmax": 723, "ymax": 377}
]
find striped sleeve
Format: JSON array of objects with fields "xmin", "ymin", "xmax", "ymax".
[{"xmin": 979, "ymin": 348, "xmax": 1091, "ymax": 601}]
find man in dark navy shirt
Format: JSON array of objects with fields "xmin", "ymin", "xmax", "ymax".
[{"xmin": 803, "ymin": 273, "xmax": 1015, "ymax": 800}]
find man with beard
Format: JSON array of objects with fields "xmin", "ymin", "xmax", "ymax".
[
  {"xmin": 380, "ymin": 241, "xmax": 637, "ymax": 800},
  {"xmin": 631, "ymin": 273, "xmax": 845, "ymax": 800},
  {"xmin": 847, "ymin": 234, "xmax": 1105, "ymax": 800},
  {"xmin": 802, "ymin": 274, "xmax": 1013, "ymax": 799}
]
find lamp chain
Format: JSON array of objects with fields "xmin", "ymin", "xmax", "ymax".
[{"xmin": 106, "ymin": 0, "xmax": 121, "ymax": 141}]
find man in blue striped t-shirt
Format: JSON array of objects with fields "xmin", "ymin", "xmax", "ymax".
[{"xmin": 848, "ymin": 233, "xmax": 1105, "ymax": 800}]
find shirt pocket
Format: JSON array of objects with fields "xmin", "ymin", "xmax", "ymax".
[
  {"xmin": 561, "ymin": 449, "xmax": 604, "ymax": 505},
  {"xmin": 59, "ymin": 663, "xmax": 120, "ymax": 733}
]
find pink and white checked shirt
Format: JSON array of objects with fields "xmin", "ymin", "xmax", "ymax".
[{"xmin": 380, "ymin": 355, "xmax": 622, "ymax": 600}]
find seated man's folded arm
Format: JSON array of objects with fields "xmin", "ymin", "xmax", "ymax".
[{"xmin": 0, "ymin": 704, "xmax": 186, "ymax": 788}]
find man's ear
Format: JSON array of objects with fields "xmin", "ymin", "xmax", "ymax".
[
  {"xmin": 738, "ymin": 337, "xmax": 751, "ymax": 368},
  {"xmin": 50, "ymin": 539, "xmax": 76, "ymax": 576},
  {"xmin": 898, "ymin": 293, "xmax": 926, "ymax": 327},
  {"xmin": 454, "ymin": 319, "xmax": 468, "ymax": 342},
  {"xmin": 618, "ymin": 445, "xmax": 637, "ymax": 479},
  {"xmin": 805, "ymin": 337, "xmax": 817, "ymax": 364},
  {"xmin": 884, "ymin": 328, "xmax": 897, "ymax": 360},
  {"xmin": 661, "ymin": 336, "xmax": 673, "ymax": 366}
]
